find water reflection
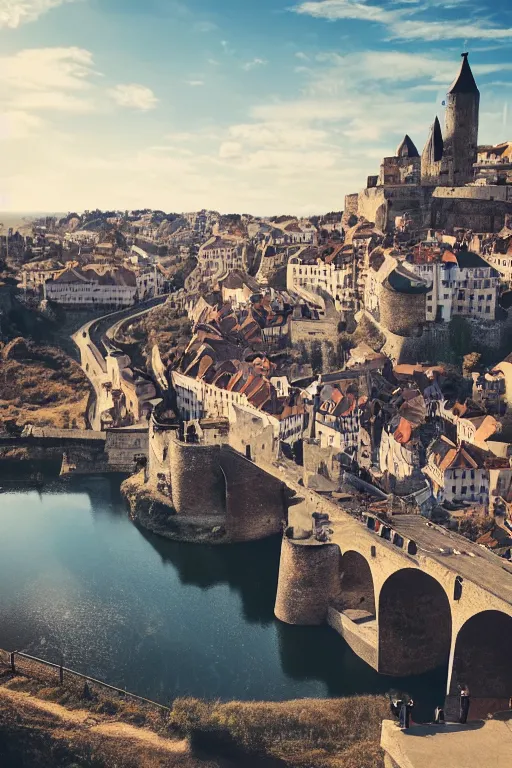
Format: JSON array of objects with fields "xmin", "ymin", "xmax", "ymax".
[
  {"xmin": 0, "ymin": 469, "xmax": 447, "ymax": 718},
  {"xmin": 138, "ymin": 526, "xmax": 280, "ymax": 624}
]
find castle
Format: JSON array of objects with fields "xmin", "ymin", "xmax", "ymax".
[{"xmin": 345, "ymin": 53, "xmax": 512, "ymax": 234}]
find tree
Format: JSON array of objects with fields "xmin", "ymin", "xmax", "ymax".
[
  {"xmin": 310, "ymin": 341, "xmax": 323, "ymax": 374},
  {"xmin": 449, "ymin": 316, "xmax": 472, "ymax": 369},
  {"xmin": 463, "ymin": 351, "xmax": 481, "ymax": 378}
]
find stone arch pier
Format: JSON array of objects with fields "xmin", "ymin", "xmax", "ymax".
[
  {"xmin": 378, "ymin": 568, "xmax": 452, "ymax": 676},
  {"xmin": 447, "ymin": 610, "xmax": 512, "ymax": 717}
]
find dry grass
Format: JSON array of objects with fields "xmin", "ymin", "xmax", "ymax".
[
  {"xmin": 0, "ymin": 665, "xmax": 388, "ymax": 768},
  {"xmin": 0, "ymin": 339, "xmax": 91, "ymax": 429},
  {"xmin": 169, "ymin": 696, "xmax": 388, "ymax": 767}
]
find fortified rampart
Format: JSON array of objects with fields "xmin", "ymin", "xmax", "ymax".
[
  {"xmin": 367, "ymin": 311, "xmax": 509, "ymax": 364},
  {"xmin": 275, "ymin": 535, "xmax": 342, "ymax": 625},
  {"xmin": 168, "ymin": 437, "xmax": 226, "ymax": 517},
  {"xmin": 136, "ymin": 416, "xmax": 286, "ymax": 543},
  {"xmin": 378, "ymin": 283, "xmax": 426, "ymax": 338}
]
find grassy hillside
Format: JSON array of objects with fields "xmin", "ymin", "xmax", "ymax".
[{"xmin": 0, "ymin": 338, "xmax": 91, "ymax": 429}]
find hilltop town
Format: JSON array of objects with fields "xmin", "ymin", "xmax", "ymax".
[
  {"xmin": 2, "ymin": 52, "xmax": 512, "ymax": 763},
  {"xmin": 2, "ymin": 54, "xmax": 512, "ymax": 556}
]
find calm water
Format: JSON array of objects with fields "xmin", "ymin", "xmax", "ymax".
[{"xmin": 0, "ymin": 466, "xmax": 446, "ymax": 720}]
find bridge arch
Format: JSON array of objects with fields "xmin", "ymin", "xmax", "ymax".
[
  {"xmin": 339, "ymin": 551, "xmax": 376, "ymax": 616},
  {"xmin": 378, "ymin": 568, "xmax": 451, "ymax": 676},
  {"xmin": 449, "ymin": 611, "xmax": 512, "ymax": 703}
]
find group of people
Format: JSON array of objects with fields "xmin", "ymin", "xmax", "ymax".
[{"xmin": 390, "ymin": 686, "xmax": 471, "ymax": 729}]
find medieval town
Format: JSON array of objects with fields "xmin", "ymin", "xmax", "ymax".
[{"xmin": 1, "ymin": 50, "xmax": 512, "ymax": 768}]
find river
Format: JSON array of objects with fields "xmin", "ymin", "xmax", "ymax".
[{"xmin": 0, "ymin": 466, "xmax": 447, "ymax": 720}]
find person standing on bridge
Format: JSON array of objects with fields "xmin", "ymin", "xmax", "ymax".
[
  {"xmin": 399, "ymin": 697, "xmax": 414, "ymax": 729},
  {"xmin": 459, "ymin": 685, "xmax": 470, "ymax": 724}
]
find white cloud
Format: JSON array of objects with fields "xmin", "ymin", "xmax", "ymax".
[
  {"xmin": 186, "ymin": 80, "xmax": 204, "ymax": 87},
  {"xmin": 0, "ymin": 47, "xmax": 98, "ymax": 113},
  {"xmin": 219, "ymin": 141, "xmax": 242, "ymax": 159},
  {"xmin": 108, "ymin": 84, "xmax": 158, "ymax": 111},
  {"xmin": 0, "ymin": 0, "xmax": 77, "ymax": 29},
  {"xmin": 0, "ymin": 110, "xmax": 45, "ymax": 140},
  {"xmin": 228, "ymin": 121, "xmax": 329, "ymax": 149},
  {"xmin": 295, "ymin": 51, "xmax": 310, "ymax": 61},
  {"xmin": 242, "ymin": 58, "xmax": 268, "ymax": 71},
  {"xmin": 292, "ymin": 0, "xmax": 512, "ymax": 41},
  {"xmin": 0, "ymin": 47, "xmax": 95, "ymax": 92}
]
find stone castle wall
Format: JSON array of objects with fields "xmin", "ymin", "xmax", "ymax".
[
  {"xmin": 219, "ymin": 448, "xmax": 285, "ymax": 542},
  {"xmin": 431, "ymin": 195, "xmax": 512, "ymax": 232},
  {"xmin": 379, "ymin": 284, "xmax": 426, "ymax": 338},
  {"xmin": 168, "ymin": 437, "xmax": 226, "ymax": 517}
]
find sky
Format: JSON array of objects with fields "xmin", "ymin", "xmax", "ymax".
[{"xmin": 0, "ymin": 0, "xmax": 511, "ymax": 216}]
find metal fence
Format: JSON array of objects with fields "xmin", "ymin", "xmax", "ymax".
[{"xmin": 0, "ymin": 649, "xmax": 170, "ymax": 713}]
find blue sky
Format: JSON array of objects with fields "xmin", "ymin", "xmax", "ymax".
[{"xmin": 0, "ymin": 0, "xmax": 511, "ymax": 215}]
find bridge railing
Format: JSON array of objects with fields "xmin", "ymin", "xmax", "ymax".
[{"xmin": 0, "ymin": 649, "xmax": 170, "ymax": 713}]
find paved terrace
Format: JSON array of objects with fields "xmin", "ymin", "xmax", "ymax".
[{"xmin": 381, "ymin": 717, "xmax": 512, "ymax": 768}]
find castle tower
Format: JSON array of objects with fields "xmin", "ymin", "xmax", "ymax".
[
  {"xmin": 421, "ymin": 116, "xmax": 444, "ymax": 184},
  {"xmin": 443, "ymin": 52, "xmax": 480, "ymax": 186}
]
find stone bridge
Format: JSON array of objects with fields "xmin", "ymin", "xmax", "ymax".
[
  {"xmin": 0, "ymin": 426, "xmax": 148, "ymax": 475},
  {"xmin": 270, "ymin": 461, "xmax": 512, "ymax": 719}
]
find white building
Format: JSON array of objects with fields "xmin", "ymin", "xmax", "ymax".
[
  {"xmin": 481, "ymin": 251, "xmax": 512, "ymax": 288},
  {"xmin": 20, "ymin": 261, "xmax": 66, "ymax": 290},
  {"xmin": 186, "ymin": 236, "xmax": 246, "ymax": 291},
  {"xmin": 136, "ymin": 266, "xmax": 166, "ymax": 300},
  {"xmin": 171, "ymin": 369, "xmax": 304, "ymax": 448},
  {"xmin": 64, "ymin": 230, "xmax": 99, "ymax": 246},
  {"xmin": 409, "ymin": 250, "xmax": 500, "ymax": 322},
  {"xmin": 44, "ymin": 265, "xmax": 137, "ymax": 307},
  {"xmin": 424, "ymin": 436, "xmax": 489, "ymax": 506},
  {"xmin": 287, "ymin": 256, "xmax": 355, "ymax": 313}
]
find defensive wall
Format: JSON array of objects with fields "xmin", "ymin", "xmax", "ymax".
[
  {"xmin": 166, "ymin": 433, "xmax": 287, "ymax": 542},
  {"xmin": 268, "ymin": 458, "xmax": 512, "ymax": 719},
  {"xmin": 0, "ymin": 427, "xmax": 148, "ymax": 475},
  {"xmin": 354, "ymin": 183, "xmax": 512, "ymax": 234},
  {"xmin": 362, "ymin": 308, "xmax": 509, "ymax": 365}
]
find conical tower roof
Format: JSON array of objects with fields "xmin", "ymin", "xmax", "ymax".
[
  {"xmin": 397, "ymin": 134, "xmax": 420, "ymax": 158},
  {"xmin": 448, "ymin": 52, "xmax": 479, "ymax": 95},
  {"xmin": 423, "ymin": 117, "xmax": 444, "ymax": 163}
]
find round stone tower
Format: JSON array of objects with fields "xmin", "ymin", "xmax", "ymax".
[{"xmin": 443, "ymin": 52, "xmax": 480, "ymax": 187}]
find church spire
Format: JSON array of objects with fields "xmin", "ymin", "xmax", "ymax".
[
  {"xmin": 448, "ymin": 52, "xmax": 479, "ymax": 95},
  {"xmin": 423, "ymin": 117, "xmax": 444, "ymax": 164},
  {"xmin": 396, "ymin": 134, "xmax": 419, "ymax": 158}
]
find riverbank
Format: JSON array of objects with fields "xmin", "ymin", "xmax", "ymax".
[
  {"xmin": 122, "ymin": 471, "xmax": 233, "ymax": 544},
  {"xmin": 0, "ymin": 665, "xmax": 388, "ymax": 767}
]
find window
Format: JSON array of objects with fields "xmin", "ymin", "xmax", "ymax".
[
  {"xmin": 443, "ymin": 293, "xmax": 449, "ymax": 300},
  {"xmin": 452, "ymin": 485, "xmax": 456, "ymax": 493},
  {"xmin": 461, "ymin": 486, "xmax": 468, "ymax": 495},
  {"xmin": 486, "ymin": 307, "xmax": 490, "ymax": 314}
]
